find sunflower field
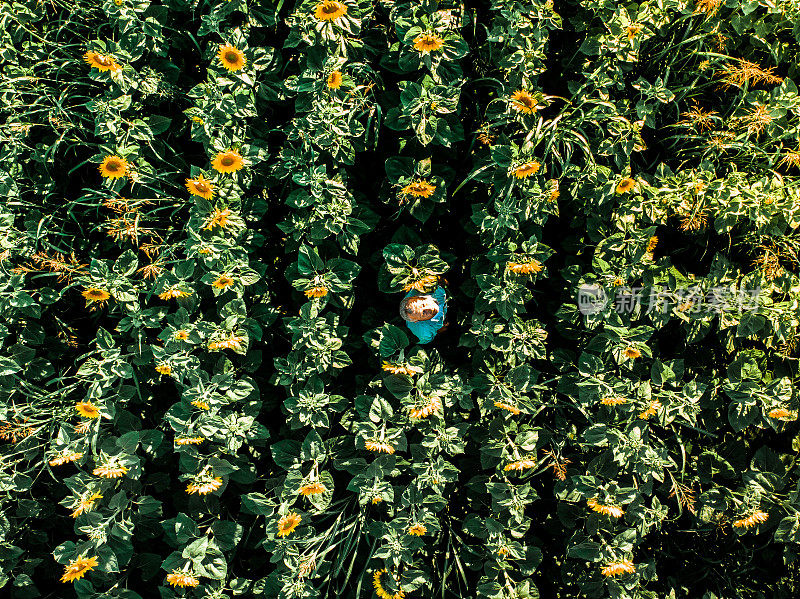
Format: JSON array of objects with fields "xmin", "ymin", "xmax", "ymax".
[{"xmin": 2, "ymin": 0, "xmax": 800, "ymax": 597}]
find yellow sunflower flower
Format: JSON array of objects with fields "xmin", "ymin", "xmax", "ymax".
[
  {"xmin": 615, "ymin": 177, "xmax": 636, "ymax": 194},
  {"xmin": 166, "ymin": 570, "xmax": 199, "ymax": 588},
  {"xmin": 158, "ymin": 287, "xmax": 192, "ymax": 301},
  {"xmin": 314, "ymin": 0, "xmax": 347, "ymax": 21},
  {"xmin": 175, "ymin": 436, "xmax": 205, "ymax": 446},
  {"xmin": 493, "ymin": 401, "xmax": 521, "ymax": 415},
  {"xmin": 506, "ymin": 260, "xmax": 543, "ymax": 275},
  {"xmin": 186, "ymin": 476, "xmax": 223, "ymax": 495},
  {"xmin": 413, "ymin": 33, "xmax": 444, "ymax": 53},
  {"xmin": 504, "ymin": 459, "xmax": 536, "ymax": 472},
  {"xmin": 407, "ymin": 523, "xmax": 427, "ymax": 536},
  {"xmin": 402, "ymin": 274, "xmax": 438, "ymax": 293},
  {"xmin": 81, "ymin": 287, "xmax": 111, "ymax": 304},
  {"xmin": 75, "ymin": 401, "xmax": 100, "ymax": 419},
  {"xmin": 409, "ymin": 396, "xmax": 441, "ymax": 419},
  {"xmin": 217, "ymin": 44, "xmax": 246, "ymax": 71},
  {"xmin": 84, "ymin": 51, "xmax": 121, "ymax": 73},
  {"xmin": 511, "ymin": 161, "xmax": 541, "ymax": 179},
  {"xmin": 49, "ymin": 451, "xmax": 84, "ymax": 467},
  {"xmin": 212, "ymin": 275, "xmax": 235, "ymax": 289},
  {"xmin": 509, "ymin": 90, "xmax": 538, "ymax": 114},
  {"xmin": 327, "ymin": 70, "xmax": 343, "ymax": 89},
  {"xmin": 174, "ymin": 329, "xmax": 190, "ymax": 341},
  {"xmin": 304, "ymin": 286, "xmax": 329, "ymax": 298},
  {"xmin": 364, "ymin": 440, "xmax": 395, "ymax": 454},
  {"xmin": 601, "ymin": 560, "xmax": 635, "ymax": 577},
  {"xmin": 185, "ymin": 174, "xmax": 215, "ymax": 199},
  {"xmin": 60, "ymin": 555, "xmax": 99, "ymax": 583},
  {"xmin": 401, "ymin": 179, "xmax": 436, "ymax": 198},
  {"xmin": 155, "ymin": 364, "xmax": 172, "ymax": 376},
  {"xmin": 93, "ymin": 461, "xmax": 128, "ymax": 479},
  {"xmin": 299, "ymin": 482, "xmax": 327, "ymax": 496},
  {"xmin": 768, "ymin": 407, "xmax": 796, "ymax": 421},
  {"xmin": 211, "ymin": 150, "xmax": 244, "ymax": 174},
  {"xmin": 622, "ymin": 346, "xmax": 642, "ymax": 359},
  {"xmin": 587, "ymin": 497, "xmax": 625, "ymax": 518},
  {"xmin": 277, "ymin": 512, "xmax": 302, "ymax": 537},
  {"xmin": 70, "ymin": 491, "xmax": 102, "ymax": 518},
  {"xmin": 98, "ymin": 155, "xmax": 128, "ymax": 179}
]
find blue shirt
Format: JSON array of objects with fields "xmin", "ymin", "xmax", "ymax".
[{"xmin": 403, "ymin": 286, "xmax": 447, "ymax": 344}]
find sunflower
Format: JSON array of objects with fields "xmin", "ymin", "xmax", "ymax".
[
  {"xmin": 364, "ymin": 440, "xmax": 395, "ymax": 454},
  {"xmin": 49, "ymin": 451, "xmax": 84, "ymax": 467},
  {"xmin": 511, "ymin": 161, "xmax": 541, "ymax": 179},
  {"xmin": 401, "ymin": 179, "xmax": 436, "ymax": 198},
  {"xmin": 299, "ymin": 482, "xmax": 327, "ymax": 496},
  {"xmin": 732, "ymin": 510, "xmax": 769, "ymax": 528},
  {"xmin": 186, "ymin": 476, "xmax": 223, "ymax": 495},
  {"xmin": 84, "ymin": 51, "xmax": 121, "ymax": 73},
  {"xmin": 622, "ymin": 346, "xmax": 642, "ymax": 359},
  {"xmin": 98, "ymin": 155, "xmax": 128, "ymax": 179},
  {"xmin": 175, "ymin": 436, "xmax": 204, "ymax": 446},
  {"xmin": 75, "ymin": 401, "xmax": 100, "ymax": 419},
  {"xmin": 277, "ymin": 512, "xmax": 302, "ymax": 537},
  {"xmin": 327, "ymin": 70, "xmax": 343, "ymax": 89},
  {"xmin": 373, "ymin": 569, "xmax": 405, "ymax": 599},
  {"xmin": 646, "ymin": 235, "xmax": 659, "ymax": 252},
  {"xmin": 601, "ymin": 560, "xmax": 635, "ymax": 577},
  {"xmin": 509, "ymin": 90, "xmax": 538, "ymax": 114},
  {"xmin": 600, "ymin": 395, "xmax": 628, "ymax": 406},
  {"xmin": 212, "ymin": 275, "xmax": 235, "ymax": 289},
  {"xmin": 504, "ymin": 459, "xmax": 536, "ymax": 472},
  {"xmin": 304, "ymin": 286, "xmax": 329, "ymax": 298},
  {"xmin": 587, "ymin": 497, "xmax": 625, "ymax": 518},
  {"xmin": 174, "ymin": 330, "xmax": 190, "ymax": 341},
  {"xmin": 185, "ymin": 174, "xmax": 215, "ymax": 199},
  {"xmin": 413, "ymin": 33, "xmax": 444, "ymax": 53},
  {"xmin": 203, "ymin": 207, "xmax": 233, "ymax": 230},
  {"xmin": 371, "ymin": 496, "xmax": 383, "ymax": 504},
  {"xmin": 638, "ymin": 400, "xmax": 662, "ymax": 419},
  {"xmin": 60, "ymin": 555, "xmax": 99, "ymax": 583},
  {"xmin": 155, "ymin": 364, "xmax": 172, "ymax": 376},
  {"xmin": 93, "ymin": 461, "xmax": 128, "ymax": 479},
  {"xmin": 382, "ymin": 361, "xmax": 416, "ymax": 376},
  {"xmin": 768, "ymin": 407, "xmax": 797, "ymax": 421},
  {"xmin": 615, "ymin": 177, "xmax": 636, "ymax": 194},
  {"xmin": 217, "ymin": 44, "xmax": 246, "ymax": 71},
  {"xmin": 211, "ymin": 150, "xmax": 244, "ymax": 174},
  {"xmin": 158, "ymin": 287, "xmax": 192, "ymax": 301},
  {"xmin": 81, "ymin": 287, "xmax": 111, "ymax": 304},
  {"xmin": 409, "ymin": 396, "xmax": 441, "ymax": 419},
  {"xmin": 70, "ymin": 491, "xmax": 103, "ymax": 518},
  {"xmin": 191, "ymin": 399, "xmax": 210, "ymax": 410},
  {"xmin": 166, "ymin": 570, "xmax": 200, "ymax": 588},
  {"xmin": 314, "ymin": 1, "xmax": 347, "ymax": 21},
  {"xmin": 493, "ymin": 401, "xmax": 521, "ymax": 415},
  {"xmin": 408, "ymin": 523, "xmax": 427, "ymax": 536},
  {"xmin": 506, "ymin": 260, "xmax": 543, "ymax": 275}
]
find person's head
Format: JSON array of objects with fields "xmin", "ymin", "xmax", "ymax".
[{"xmin": 400, "ymin": 295, "xmax": 439, "ymax": 322}]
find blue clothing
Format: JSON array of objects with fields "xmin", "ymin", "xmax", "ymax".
[{"xmin": 403, "ymin": 286, "xmax": 447, "ymax": 344}]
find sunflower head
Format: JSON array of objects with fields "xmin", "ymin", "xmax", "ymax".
[
  {"xmin": 401, "ymin": 179, "xmax": 437, "ymax": 199},
  {"xmin": 98, "ymin": 155, "xmax": 128, "ymax": 179},
  {"xmin": 81, "ymin": 287, "xmax": 111, "ymax": 303},
  {"xmin": 615, "ymin": 177, "xmax": 636, "ymax": 194},
  {"xmin": 314, "ymin": 1, "xmax": 347, "ymax": 21},
  {"xmin": 60, "ymin": 555, "xmax": 99, "ymax": 583},
  {"xmin": 413, "ymin": 33, "xmax": 445, "ymax": 53},
  {"xmin": 212, "ymin": 275, "xmax": 235, "ymax": 289},
  {"xmin": 84, "ymin": 51, "xmax": 121, "ymax": 73},
  {"xmin": 185, "ymin": 174, "xmax": 215, "ymax": 199},
  {"xmin": 510, "ymin": 90, "xmax": 538, "ymax": 114},
  {"xmin": 75, "ymin": 401, "xmax": 101, "ymax": 419},
  {"xmin": 277, "ymin": 512, "xmax": 302, "ymax": 537},
  {"xmin": 211, "ymin": 150, "xmax": 244, "ymax": 174},
  {"xmin": 511, "ymin": 161, "xmax": 541, "ymax": 179},
  {"xmin": 327, "ymin": 70, "xmax": 343, "ymax": 89},
  {"xmin": 217, "ymin": 44, "xmax": 246, "ymax": 71}
]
